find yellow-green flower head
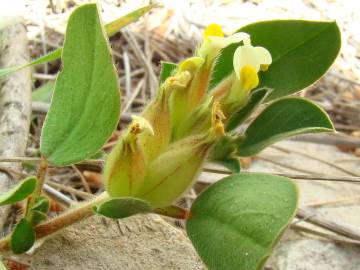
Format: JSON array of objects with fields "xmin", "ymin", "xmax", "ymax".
[{"xmin": 198, "ymin": 23, "xmax": 250, "ymax": 65}]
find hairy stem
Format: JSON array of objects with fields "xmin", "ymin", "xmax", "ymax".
[
  {"xmin": 154, "ymin": 205, "xmax": 191, "ymax": 219},
  {"xmin": 34, "ymin": 157, "xmax": 49, "ymax": 196},
  {"xmin": 0, "ymin": 191, "xmax": 192, "ymax": 252},
  {"xmin": 25, "ymin": 157, "xmax": 48, "ymax": 216},
  {"xmin": 0, "ymin": 192, "xmax": 108, "ymax": 252}
]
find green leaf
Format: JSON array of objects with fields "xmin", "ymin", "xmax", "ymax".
[
  {"xmin": 89, "ymin": 149, "xmax": 106, "ymax": 160},
  {"xmin": 0, "ymin": 177, "xmax": 37, "ymax": 206},
  {"xmin": 30, "ymin": 210, "xmax": 48, "ymax": 225},
  {"xmin": 0, "ymin": 49, "xmax": 61, "ymax": 77},
  {"xmin": 93, "ymin": 197, "xmax": 152, "ymax": 219},
  {"xmin": 238, "ymin": 97, "xmax": 334, "ymax": 156},
  {"xmin": 187, "ymin": 173, "xmax": 298, "ymax": 270},
  {"xmin": 10, "ymin": 218, "xmax": 36, "ymax": 254},
  {"xmin": 213, "ymin": 158, "xmax": 240, "ymax": 173},
  {"xmin": 105, "ymin": 4, "xmax": 158, "ymax": 36},
  {"xmin": 210, "ymin": 135, "xmax": 241, "ymax": 160},
  {"xmin": 31, "ymin": 196, "xmax": 50, "ymax": 213},
  {"xmin": 40, "ymin": 4, "xmax": 120, "ymax": 166},
  {"xmin": 159, "ymin": 61, "xmax": 177, "ymax": 84},
  {"xmin": 0, "ymin": 4, "xmax": 156, "ymax": 78},
  {"xmin": 226, "ymin": 88, "xmax": 271, "ymax": 131},
  {"xmin": 210, "ymin": 20, "xmax": 341, "ymax": 101},
  {"xmin": 32, "ymin": 81, "xmax": 55, "ymax": 102},
  {"xmin": 209, "ymin": 135, "xmax": 241, "ymax": 173},
  {"xmin": 208, "ymin": 42, "xmax": 239, "ymax": 90}
]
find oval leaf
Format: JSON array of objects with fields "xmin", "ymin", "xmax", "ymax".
[
  {"xmin": 187, "ymin": 173, "xmax": 298, "ymax": 270},
  {"xmin": 238, "ymin": 97, "xmax": 334, "ymax": 156},
  {"xmin": 226, "ymin": 88, "xmax": 271, "ymax": 131},
  {"xmin": 93, "ymin": 197, "xmax": 152, "ymax": 219},
  {"xmin": 210, "ymin": 20, "xmax": 341, "ymax": 101},
  {"xmin": 10, "ymin": 218, "xmax": 35, "ymax": 254},
  {"xmin": 40, "ymin": 4, "xmax": 120, "ymax": 166},
  {"xmin": 0, "ymin": 177, "xmax": 37, "ymax": 206}
]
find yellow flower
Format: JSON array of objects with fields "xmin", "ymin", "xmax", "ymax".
[
  {"xmin": 203, "ymin": 23, "xmax": 224, "ymax": 39},
  {"xmin": 217, "ymin": 39, "xmax": 272, "ymax": 117},
  {"xmin": 233, "ymin": 38, "xmax": 272, "ymax": 84},
  {"xmin": 198, "ymin": 23, "xmax": 250, "ymax": 65}
]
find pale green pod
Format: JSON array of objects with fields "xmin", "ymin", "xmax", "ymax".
[
  {"xmin": 174, "ymin": 96, "xmax": 214, "ymax": 140},
  {"xmin": 135, "ymin": 134, "xmax": 212, "ymax": 207},
  {"xmin": 135, "ymin": 113, "xmax": 225, "ymax": 208},
  {"xmin": 103, "ymin": 116, "xmax": 153, "ymax": 197}
]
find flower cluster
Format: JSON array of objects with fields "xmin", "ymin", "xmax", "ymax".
[{"xmin": 103, "ymin": 24, "xmax": 272, "ymax": 207}]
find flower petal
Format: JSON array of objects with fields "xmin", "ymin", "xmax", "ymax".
[
  {"xmin": 179, "ymin": 57, "xmax": 205, "ymax": 73},
  {"xmin": 239, "ymin": 65, "xmax": 259, "ymax": 91},
  {"xmin": 233, "ymin": 45, "xmax": 261, "ymax": 78},
  {"xmin": 204, "ymin": 24, "xmax": 224, "ymax": 38},
  {"xmin": 225, "ymin": 32, "xmax": 250, "ymax": 46},
  {"xmin": 208, "ymin": 32, "xmax": 250, "ymax": 49},
  {"xmin": 131, "ymin": 115, "xmax": 154, "ymax": 136},
  {"xmin": 255, "ymin": 46, "xmax": 272, "ymax": 65}
]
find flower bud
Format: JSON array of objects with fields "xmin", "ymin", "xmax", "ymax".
[
  {"xmin": 170, "ymin": 57, "xmax": 205, "ymax": 134},
  {"xmin": 103, "ymin": 116, "xmax": 153, "ymax": 197},
  {"xmin": 220, "ymin": 66, "xmax": 259, "ymax": 117},
  {"xmin": 210, "ymin": 33, "xmax": 272, "ymax": 119},
  {"xmin": 139, "ymin": 70, "xmax": 193, "ymax": 161},
  {"xmin": 134, "ymin": 108, "xmax": 225, "ymax": 207},
  {"xmin": 179, "ymin": 32, "xmax": 249, "ymax": 125},
  {"xmin": 174, "ymin": 98, "xmax": 226, "ymax": 141}
]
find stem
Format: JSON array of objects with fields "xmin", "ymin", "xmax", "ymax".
[
  {"xmin": 36, "ymin": 192, "xmax": 107, "ymax": 238},
  {"xmin": 154, "ymin": 205, "xmax": 191, "ymax": 219},
  {"xmin": 25, "ymin": 157, "xmax": 48, "ymax": 216},
  {"xmin": 0, "ymin": 192, "xmax": 109, "ymax": 252},
  {"xmin": 34, "ymin": 157, "xmax": 49, "ymax": 196},
  {"xmin": 0, "ymin": 192, "xmax": 192, "ymax": 252}
]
